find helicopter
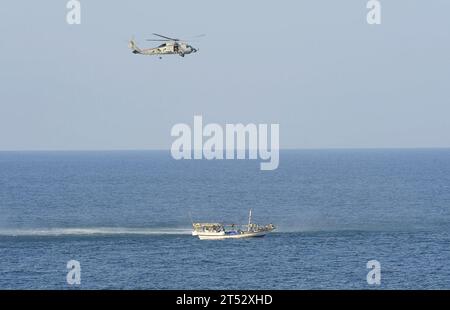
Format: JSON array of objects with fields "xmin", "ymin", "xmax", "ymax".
[{"xmin": 128, "ymin": 33, "xmax": 201, "ymax": 58}]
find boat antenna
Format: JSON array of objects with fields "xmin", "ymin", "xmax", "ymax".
[
  {"xmin": 248, "ymin": 209, "xmax": 252, "ymax": 231},
  {"xmin": 188, "ymin": 211, "xmax": 194, "ymax": 226}
]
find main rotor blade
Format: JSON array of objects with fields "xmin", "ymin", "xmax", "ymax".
[
  {"xmin": 146, "ymin": 39, "xmax": 171, "ymax": 41},
  {"xmin": 152, "ymin": 33, "xmax": 179, "ymax": 41},
  {"xmin": 192, "ymin": 34, "xmax": 206, "ymax": 38}
]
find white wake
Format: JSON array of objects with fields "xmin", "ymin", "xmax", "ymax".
[{"xmin": 0, "ymin": 227, "xmax": 192, "ymax": 236}]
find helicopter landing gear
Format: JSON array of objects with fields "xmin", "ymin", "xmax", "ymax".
[
  {"xmin": 179, "ymin": 53, "xmax": 185, "ymax": 57},
  {"xmin": 159, "ymin": 56, "xmax": 162, "ymax": 59}
]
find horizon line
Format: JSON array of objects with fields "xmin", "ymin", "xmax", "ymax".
[{"xmin": 0, "ymin": 147, "xmax": 450, "ymax": 152}]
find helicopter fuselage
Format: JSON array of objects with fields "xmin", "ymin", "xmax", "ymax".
[{"xmin": 129, "ymin": 40, "xmax": 197, "ymax": 57}]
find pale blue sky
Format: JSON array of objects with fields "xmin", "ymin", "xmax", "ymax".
[{"xmin": 0, "ymin": 0, "xmax": 449, "ymax": 150}]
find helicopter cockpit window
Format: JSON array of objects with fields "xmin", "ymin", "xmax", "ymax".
[{"xmin": 158, "ymin": 43, "xmax": 166, "ymax": 48}]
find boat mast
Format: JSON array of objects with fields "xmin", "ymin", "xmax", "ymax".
[
  {"xmin": 188, "ymin": 212, "xmax": 194, "ymax": 227},
  {"xmin": 247, "ymin": 209, "xmax": 252, "ymax": 231}
]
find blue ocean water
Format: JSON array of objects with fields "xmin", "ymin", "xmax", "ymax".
[{"xmin": 0, "ymin": 150, "xmax": 449, "ymax": 289}]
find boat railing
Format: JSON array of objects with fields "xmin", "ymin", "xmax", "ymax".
[{"xmin": 193, "ymin": 223, "xmax": 275, "ymax": 233}]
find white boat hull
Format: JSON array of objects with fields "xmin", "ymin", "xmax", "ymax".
[{"xmin": 197, "ymin": 231, "xmax": 267, "ymax": 240}]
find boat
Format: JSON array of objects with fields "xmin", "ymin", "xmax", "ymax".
[{"xmin": 191, "ymin": 209, "xmax": 275, "ymax": 240}]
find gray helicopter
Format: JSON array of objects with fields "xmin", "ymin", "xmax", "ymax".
[{"xmin": 129, "ymin": 33, "xmax": 202, "ymax": 58}]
